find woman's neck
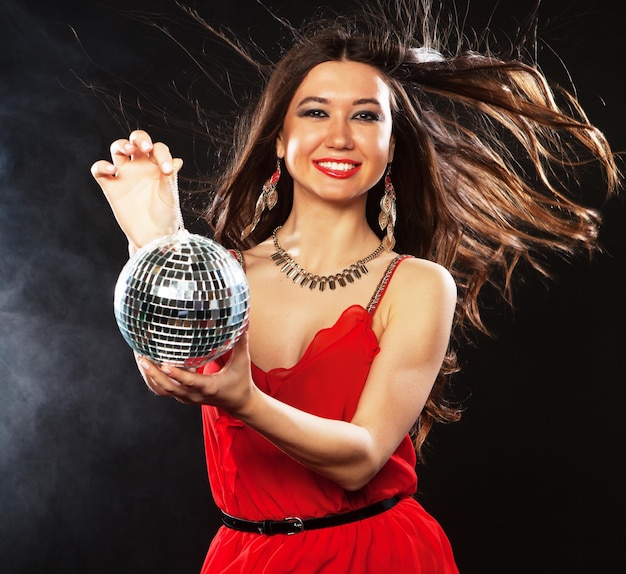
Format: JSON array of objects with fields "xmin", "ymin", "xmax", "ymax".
[{"xmin": 276, "ymin": 209, "xmax": 381, "ymax": 274}]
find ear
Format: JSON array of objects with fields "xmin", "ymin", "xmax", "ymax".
[
  {"xmin": 276, "ymin": 131, "xmax": 285, "ymax": 159},
  {"xmin": 388, "ymin": 134, "xmax": 395, "ymax": 163}
]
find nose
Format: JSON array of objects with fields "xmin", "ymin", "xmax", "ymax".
[{"xmin": 325, "ymin": 117, "xmax": 353, "ymax": 149}]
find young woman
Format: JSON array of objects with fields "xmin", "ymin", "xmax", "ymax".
[{"xmin": 91, "ymin": 2, "xmax": 620, "ymax": 572}]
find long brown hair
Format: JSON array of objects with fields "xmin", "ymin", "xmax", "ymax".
[{"xmin": 127, "ymin": 0, "xmax": 618, "ymax": 457}]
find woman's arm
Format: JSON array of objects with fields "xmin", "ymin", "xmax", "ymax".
[{"xmin": 140, "ymin": 258, "xmax": 456, "ymax": 491}]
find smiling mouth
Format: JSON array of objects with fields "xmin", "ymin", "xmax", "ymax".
[{"xmin": 314, "ymin": 160, "xmax": 361, "ymax": 178}]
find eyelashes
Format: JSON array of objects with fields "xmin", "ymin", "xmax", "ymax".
[
  {"xmin": 353, "ymin": 111, "xmax": 382, "ymax": 121},
  {"xmin": 299, "ymin": 109, "xmax": 327, "ymax": 118},
  {"xmin": 298, "ymin": 109, "xmax": 383, "ymax": 121}
]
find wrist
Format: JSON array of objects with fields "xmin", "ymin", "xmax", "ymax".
[
  {"xmin": 230, "ymin": 383, "xmax": 265, "ymax": 425},
  {"xmin": 126, "ymin": 224, "xmax": 177, "ymax": 255}
]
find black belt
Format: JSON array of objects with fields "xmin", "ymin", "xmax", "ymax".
[{"xmin": 220, "ymin": 496, "xmax": 400, "ymax": 536}]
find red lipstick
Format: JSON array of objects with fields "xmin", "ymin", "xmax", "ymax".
[{"xmin": 313, "ymin": 158, "xmax": 361, "ymax": 179}]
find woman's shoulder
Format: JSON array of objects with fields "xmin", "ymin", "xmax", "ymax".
[
  {"xmin": 371, "ymin": 255, "xmax": 456, "ymax": 337},
  {"xmin": 394, "ymin": 255, "xmax": 456, "ymax": 290},
  {"xmin": 385, "ymin": 255, "xmax": 457, "ymax": 311}
]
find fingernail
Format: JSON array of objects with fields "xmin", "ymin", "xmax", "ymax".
[
  {"xmin": 161, "ymin": 365, "xmax": 172, "ymax": 375},
  {"xmin": 139, "ymin": 359, "xmax": 150, "ymax": 371},
  {"xmin": 140, "ymin": 141, "xmax": 151, "ymax": 151},
  {"xmin": 162, "ymin": 161, "xmax": 173, "ymax": 173}
]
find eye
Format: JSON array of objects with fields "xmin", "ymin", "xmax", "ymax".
[
  {"xmin": 299, "ymin": 108, "xmax": 328, "ymax": 118},
  {"xmin": 353, "ymin": 111, "xmax": 381, "ymax": 121}
]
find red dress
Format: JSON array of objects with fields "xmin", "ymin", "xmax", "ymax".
[{"xmin": 199, "ymin": 256, "xmax": 458, "ymax": 573}]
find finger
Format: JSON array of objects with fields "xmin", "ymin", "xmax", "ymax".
[
  {"xmin": 145, "ymin": 375, "xmax": 171, "ymax": 397},
  {"xmin": 134, "ymin": 354, "xmax": 166, "ymax": 395},
  {"xmin": 109, "ymin": 138, "xmax": 137, "ymax": 166},
  {"xmin": 150, "ymin": 147, "xmax": 183, "ymax": 176},
  {"xmin": 90, "ymin": 159, "xmax": 117, "ymax": 180},
  {"xmin": 138, "ymin": 357, "xmax": 180, "ymax": 389},
  {"xmin": 138, "ymin": 366, "xmax": 172, "ymax": 397},
  {"xmin": 159, "ymin": 157, "xmax": 184, "ymax": 179},
  {"xmin": 129, "ymin": 130, "xmax": 154, "ymax": 155},
  {"xmin": 150, "ymin": 142, "xmax": 176, "ymax": 175},
  {"xmin": 159, "ymin": 363, "xmax": 198, "ymax": 388}
]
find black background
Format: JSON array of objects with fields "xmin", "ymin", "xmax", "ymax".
[{"xmin": 0, "ymin": 1, "xmax": 624, "ymax": 573}]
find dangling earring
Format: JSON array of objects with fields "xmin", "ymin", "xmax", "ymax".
[
  {"xmin": 241, "ymin": 159, "xmax": 281, "ymax": 240},
  {"xmin": 378, "ymin": 164, "xmax": 396, "ymax": 251}
]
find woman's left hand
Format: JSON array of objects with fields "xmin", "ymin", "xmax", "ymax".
[{"xmin": 135, "ymin": 331, "xmax": 255, "ymax": 412}]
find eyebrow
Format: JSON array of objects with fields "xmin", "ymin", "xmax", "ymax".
[{"xmin": 296, "ymin": 96, "xmax": 383, "ymax": 108}]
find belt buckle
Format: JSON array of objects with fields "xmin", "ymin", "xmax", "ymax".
[{"xmin": 284, "ymin": 516, "xmax": 304, "ymax": 535}]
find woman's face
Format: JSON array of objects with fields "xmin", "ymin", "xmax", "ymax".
[{"xmin": 276, "ymin": 60, "xmax": 395, "ymax": 206}]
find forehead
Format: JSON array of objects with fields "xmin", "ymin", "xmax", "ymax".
[{"xmin": 292, "ymin": 60, "xmax": 392, "ymax": 107}]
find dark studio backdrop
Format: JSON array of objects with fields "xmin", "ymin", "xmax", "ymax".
[{"xmin": 0, "ymin": 1, "xmax": 624, "ymax": 573}]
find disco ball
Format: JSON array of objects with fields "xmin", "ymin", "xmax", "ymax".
[{"xmin": 113, "ymin": 230, "xmax": 249, "ymax": 367}]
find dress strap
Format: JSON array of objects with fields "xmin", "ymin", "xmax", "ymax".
[
  {"xmin": 366, "ymin": 255, "xmax": 413, "ymax": 314},
  {"xmin": 229, "ymin": 249, "xmax": 245, "ymax": 271}
]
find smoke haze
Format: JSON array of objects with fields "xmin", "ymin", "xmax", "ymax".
[{"xmin": 0, "ymin": 1, "xmax": 624, "ymax": 573}]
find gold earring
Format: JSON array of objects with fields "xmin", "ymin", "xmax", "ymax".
[
  {"xmin": 378, "ymin": 165, "xmax": 396, "ymax": 251},
  {"xmin": 241, "ymin": 159, "xmax": 281, "ymax": 240}
]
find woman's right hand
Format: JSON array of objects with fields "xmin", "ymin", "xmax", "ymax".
[{"xmin": 90, "ymin": 130, "xmax": 184, "ymax": 251}]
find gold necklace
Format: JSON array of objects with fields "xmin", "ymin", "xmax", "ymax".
[{"xmin": 270, "ymin": 226, "xmax": 385, "ymax": 291}]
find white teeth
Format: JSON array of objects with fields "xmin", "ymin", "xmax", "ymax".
[{"xmin": 317, "ymin": 161, "xmax": 356, "ymax": 172}]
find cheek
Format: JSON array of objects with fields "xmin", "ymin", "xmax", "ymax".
[
  {"xmin": 283, "ymin": 132, "xmax": 318, "ymax": 164},
  {"xmin": 354, "ymin": 126, "xmax": 392, "ymax": 153},
  {"xmin": 369, "ymin": 134, "xmax": 394, "ymax": 164},
  {"xmin": 380, "ymin": 130, "xmax": 395, "ymax": 163}
]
